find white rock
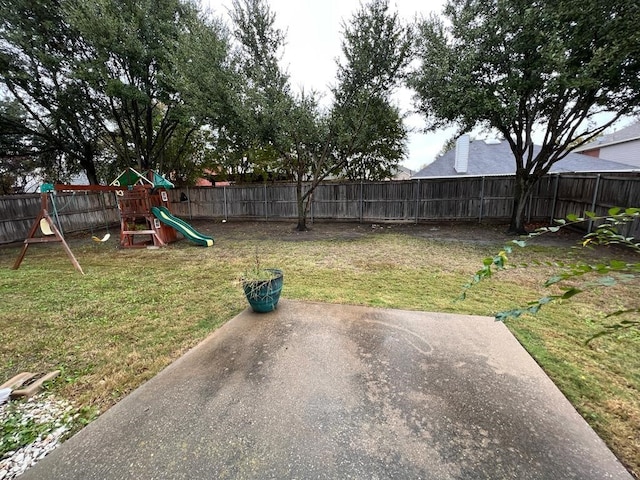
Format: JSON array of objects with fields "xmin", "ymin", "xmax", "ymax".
[{"xmin": 0, "ymin": 393, "xmax": 78, "ymax": 480}]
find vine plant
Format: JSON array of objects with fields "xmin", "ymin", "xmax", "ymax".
[{"xmin": 461, "ymin": 207, "xmax": 640, "ymax": 341}]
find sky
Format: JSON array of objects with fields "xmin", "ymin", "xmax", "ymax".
[{"xmin": 206, "ymin": 0, "xmax": 451, "ymax": 172}]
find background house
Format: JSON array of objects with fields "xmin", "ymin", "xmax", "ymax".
[
  {"xmin": 412, "ymin": 135, "xmax": 637, "ymax": 178},
  {"xmin": 391, "ymin": 165, "xmax": 414, "ymax": 180},
  {"xmin": 573, "ymin": 120, "xmax": 640, "ymax": 167}
]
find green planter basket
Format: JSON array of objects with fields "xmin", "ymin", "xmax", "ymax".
[{"xmin": 242, "ymin": 269, "xmax": 284, "ymax": 313}]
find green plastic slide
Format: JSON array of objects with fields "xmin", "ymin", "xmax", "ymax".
[{"xmin": 151, "ymin": 206, "xmax": 214, "ymax": 247}]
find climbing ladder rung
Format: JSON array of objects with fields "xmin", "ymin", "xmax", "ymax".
[{"xmin": 121, "ymin": 230, "xmax": 157, "ymax": 235}]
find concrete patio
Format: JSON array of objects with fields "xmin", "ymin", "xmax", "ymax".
[{"xmin": 20, "ymin": 300, "xmax": 633, "ymax": 479}]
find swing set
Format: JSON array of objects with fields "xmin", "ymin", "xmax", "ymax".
[
  {"xmin": 12, "ymin": 168, "xmax": 205, "ymax": 274},
  {"xmin": 12, "ymin": 183, "xmax": 119, "ymax": 275}
]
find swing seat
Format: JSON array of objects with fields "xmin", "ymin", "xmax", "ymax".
[
  {"xmin": 39, "ymin": 219, "xmax": 54, "ymax": 236},
  {"xmin": 92, "ymin": 233, "xmax": 111, "ymax": 243}
]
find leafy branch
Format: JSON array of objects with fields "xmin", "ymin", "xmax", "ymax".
[
  {"xmin": 462, "ymin": 208, "xmax": 640, "ymax": 340},
  {"xmin": 538, "ymin": 207, "xmax": 640, "ymax": 253}
]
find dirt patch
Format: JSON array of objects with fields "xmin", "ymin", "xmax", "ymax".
[
  {"xmin": 2, "ymin": 218, "xmax": 583, "ymax": 251},
  {"xmin": 187, "ymin": 219, "xmax": 584, "ymax": 248}
]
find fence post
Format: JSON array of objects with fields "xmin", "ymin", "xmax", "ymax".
[
  {"xmin": 414, "ymin": 179, "xmax": 420, "ymax": 224},
  {"xmin": 359, "ymin": 180, "xmax": 364, "ymax": 223},
  {"xmin": 550, "ymin": 174, "xmax": 560, "ymax": 224},
  {"xmin": 212, "ymin": 187, "xmax": 216, "ymax": 219},
  {"xmin": 223, "ymin": 186, "xmax": 228, "ymax": 221},
  {"xmin": 625, "ymin": 178, "xmax": 635, "ymax": 237},
  {"xmin": 187, "ymin": 186, "xmax": 192, "ymax": 220},
  {"xmin": 587, "ymin": 174, "xmax": 601, "ymax": 233},
  {"xmin": 479, "ymin": 176, "xmax": 485, "ymax": 222},
  {"xmin": 309, "ymin": 184, "xmax": 314, "ymax": 224},
  {"xmin": 264, "ymin": 184, "xmax": 268, "ymax": 220}
]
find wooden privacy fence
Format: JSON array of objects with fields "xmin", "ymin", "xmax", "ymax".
[
  {"xmin": 1, "ymin": 173, "xmax": 639, "ymax": 244},
  {"xmin": 0, "ymin": 191, "xmax": 120, "ymax": 245},
  {"xmin": 168, "ymin": 178, "xmax": 513, "ymax": 222},
  {"xmin": 168, "ymin": 173, "xmax": 640, "ymax": 234}
]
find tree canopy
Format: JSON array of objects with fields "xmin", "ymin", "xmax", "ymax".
[
  {"xmin": 331, "ymin": 0, "xmax": 412, "ymax": 182},
  {"xmin": 67, "ymin": 0, "xmax": 230, "ymax": 176},
  {"xmin": 214, "ymin": 0, "xmax": 292, "ymax": 182},
  {"xmin": 0, "ymin": 0, "xmax": 231, "ymax": 184},
  {"xmin": 0, "ymin": 0, "xmax": 103, "ymax": 184},
  {"xmin": 409, "ymin": 0, "xmax": 640, "ymax": 233},
  {"xmin": 0, "ymin": 99, "xmax": 41, "ymax": 193},
  {"xmin": 222, "ymin": 0, "xmax": 412, "ymax": 230},
  {"xmin": 1, "ymin": 0, "xmax": 413, "ymax": 207}
]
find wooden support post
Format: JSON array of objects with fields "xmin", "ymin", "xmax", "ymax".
[{"xmin": 12, "ymin": 193, "xmax": 85, "ymax": 274}]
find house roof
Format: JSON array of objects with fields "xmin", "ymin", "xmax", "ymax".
[
  {"xmin": 412, "ymin": 139, "xmax": 636, "ymax": 178},
  {"xmin": 574, "ymin": 120, "xmax": 640, "ymax": 152},
  {"xmin": 392, "ymin": 165, "xmax": 414, "ymax": 177}
]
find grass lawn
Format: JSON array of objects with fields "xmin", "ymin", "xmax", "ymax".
[{"xmin": 1, "ymin": 220, "xmax": 638, "ymax": 477}]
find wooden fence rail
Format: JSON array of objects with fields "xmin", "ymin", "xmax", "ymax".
[
  {"xmin": 0, "ymin": 191, "xmax": 120, "ymax": 245},
  {"xmin": 1, "ymin": 173, "xmax": 639, "ymax": 244}
]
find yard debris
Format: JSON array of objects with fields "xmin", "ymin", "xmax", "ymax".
[
  {"xmin": 0, "ymin": 389, "xmax": 9, "ymax": 407},
  {"xmin": 0, "ymin": 371, "xmax": 61, "ymax": 399}
]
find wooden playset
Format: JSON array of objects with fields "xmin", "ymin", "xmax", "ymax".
[
  {"xmin": 12, "ymin": 168, "xmax": 213, "ymax": 274},
  {"xmin": 111, "ymin": 169, "xmax": 177, "ymax": 248}
]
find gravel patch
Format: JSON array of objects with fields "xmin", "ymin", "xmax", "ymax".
[{"xmin": 0, "ymin": 394, "xmax": 77, "ymax": 479}]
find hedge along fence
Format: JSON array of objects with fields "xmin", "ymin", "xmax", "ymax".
[{"xmin": 1, "ymin": 172, "xmax": 639, "ymax": 244}]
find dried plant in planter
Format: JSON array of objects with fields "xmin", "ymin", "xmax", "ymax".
[{"xmin": 240, "ymin": 251, "xmax": 284, "ymax": 313}]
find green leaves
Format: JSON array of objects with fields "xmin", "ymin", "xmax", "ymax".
[
  {"xmin": 335, "ymin": 0, "xmax": 413, "ymax": 97},
  {"xmin": 459, "ymin": 243, "xmax": 521, "ymax": 300},
  {"xmin": 410, "ymin": 0, "xmax": 640, "ymax": 232},
  {"xmin": 331, "ymin": 0, "xmax": 412, "ymax": 182},
  {"xmin": 461, "ymin": 208, "xmax": 640, "ymax": 341},
  {"xmin": 0, "ymin": 0, "xmax": 105, "ymax": 183},
  {"xmin": 0, "ymin": 394, "xmax": 78, "ymax": 457},
  {"xmin": 560, "ymin": 288, "xmax": 582, "ymax": 299},
  {"xmin": 68, "ymin": 0, "xmax": 227, "ymax": 173},
  {"xmin": 586, "ymin": 317, "xmax": 640, "ymax": 344}
]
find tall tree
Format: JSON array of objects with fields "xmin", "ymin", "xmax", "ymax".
[
  {"xmin": 225, "ymin": 0, "xmax": 411, "ymax": 231},
  {"xmin": 280, "ymin": 90, "xmax": 332, "ymax": 229},
  {"xmin": 219, "ymin": 0, "xmax": 292, "ymax": 181},
  {"xmin": 289, "ymin": 0, "xmax": 413, "ymax": 230},
  {"xmin": 68, "ymin": 0, "xmax": 230, "ymax": 173},
  {"xmin": 0, "ymin": 0, "xmax": 103, "ymax": 184},
  {"xmin": 332, "ymin": 93, "xmax": 407, "ymax": 181},
  {"xmin": 409, "ymin": 0, "xmax": 640, "ymax": 234},
  {"xmin": 0, "ymin": 99, "xmax": 40, "ymax": 193}
]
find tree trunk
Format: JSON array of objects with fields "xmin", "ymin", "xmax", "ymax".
[
  {"xmin": 79, "ymin": 145, "xmax": 99, "ymax": 185},
  {"xmin": 295, "ymin": 180, "xmax": 308, "ymax": 231},
  {"xmin": 296, "ymin": 198, "xmax": 307, "ymax": 231},
  {"xmin": 508, "ymin": 173, "xmax": 532, "ymax": 235}
]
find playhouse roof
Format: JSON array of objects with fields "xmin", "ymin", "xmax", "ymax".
[
  {"xmin": 110, "ymin": 168, "xmax": 174, "ymax": 189},
  {"xmin": 148, "ymin": 170, "xmax": 174, "ymax": 189}
]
